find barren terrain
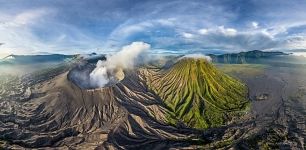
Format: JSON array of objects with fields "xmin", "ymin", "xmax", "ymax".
[{"xmin": 0, "ymin": 56, "xmax": 305, "ymax": 149}]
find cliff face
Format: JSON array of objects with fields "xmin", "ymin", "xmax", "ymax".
[{"xmin": 209, "ymin": 50, "xmax": 287, "ymax": 64}]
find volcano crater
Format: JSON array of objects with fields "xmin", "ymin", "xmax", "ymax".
[{"xmin": 68, "ymin": 62, "xmax": 125, "ymax": 90}]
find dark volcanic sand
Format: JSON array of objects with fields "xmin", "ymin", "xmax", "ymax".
[{"xmin": 227, "ymin": 64, "xmax": 306, "ymax": 149}]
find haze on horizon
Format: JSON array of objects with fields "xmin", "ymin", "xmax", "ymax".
[{"xmin": 1, "ymin": 0, "xmax": 306, "ymax": 55}]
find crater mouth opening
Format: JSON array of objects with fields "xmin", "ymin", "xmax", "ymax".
[{"xmin": 68, "ymin": 62, "xmax": 125, "ymax": 90}]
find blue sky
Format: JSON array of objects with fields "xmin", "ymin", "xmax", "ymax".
[{"xmin": 1, "ymin": 0, "xmax": 306, "ymax": 55}]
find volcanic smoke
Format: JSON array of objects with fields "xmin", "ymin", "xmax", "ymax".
[{"xmin": 89, "ymin": 42, "xmax": 151, "ymax": 88}]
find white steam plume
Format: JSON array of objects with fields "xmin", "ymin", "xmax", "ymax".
[
  {"xmin": 181, "ymin": 53, "xmax": 212, "ymax": 62},
  {"xmin": 89, "ymin": 60, "xmax": 109, "ymax": 87},
  {"xmin": 90, "ymin": 42, "xmax": 150, "ymax": 88},
  {"xmin": 106, "ymin": 41, "xmax": 151, "ymax": 69}
]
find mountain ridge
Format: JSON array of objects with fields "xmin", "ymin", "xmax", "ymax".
[{"xmin": 208, "ymin": 50, "xmax": 287, "ymax": 64}]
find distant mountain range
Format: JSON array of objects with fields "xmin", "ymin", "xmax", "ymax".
[
  {"xmin": 0, "ymin": 53, "xmax": 108, "ymax": 65},
  {"xmin": 0, "ymin": 50, "xmax": 287, "ymax": 65},
  {"xmin": 208, "ymin": 50, "xmax": 287, "ymax": 64},
  {"xmin": 0, "ymin": 54, "xmax": 74, "ymax": 64}
]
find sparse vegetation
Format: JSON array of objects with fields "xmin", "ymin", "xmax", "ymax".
[{"xmin": 238, "ymin": 128, "xmax": 288, "ymax": 150}]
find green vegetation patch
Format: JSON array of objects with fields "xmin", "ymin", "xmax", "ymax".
[
  {"xmin": 216, "ymin": 64, "xmax": 268, "ymax": 77},
  {"xmin": 145, "ymin": 58, "xmax": 250, "ymax": 129}
]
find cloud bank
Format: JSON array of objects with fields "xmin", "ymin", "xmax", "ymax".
[
  {"xmin": 181, "ymin": 54, "xmax": 212, "ymax": 62},
  {"xmin": 1, "ymin": 0, "xmax": 306, "ymax": 54}
]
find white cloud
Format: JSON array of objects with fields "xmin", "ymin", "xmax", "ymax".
[
  {"xmin": 156, "ymin": 18, "xmax": 176, "ymax": 26},
  {"xmin": 0, "ymin": 9, "xmax": 51, "ymax": 54},
  {"xmin": 108, "ymin": 18, "xmax": 175, "ymax": 40},
  {"xmin": 251, "ymin": 21, "xmax": 259, "ymax": 29},
  {"xmin": 104, "ymin": 18, "xmax": 177, "ymax": 50},
  {"xmin": 1, "ymin": 0, "xmax": 306, "ymax": 54},
  {"xmin": 116, "ymin": 22, "xmax": 153, "ymax": 37},
  {"xmin": 282, "ymin": 36, "xmax": 306, "ymax": 49},
  {"xmin": 198, "ymin": 28, "xmax": 208, "ymax": 35},
  {"xmin": 107, "ymin": 19, "xmax": 306, "ymax": 52},
  {"xmin": 14, "ymin": 9, "xmax": 49, "ymax": 26},
  {"xmin": 0, "ymin": 8, "xmax": 100, "ymax": 55},
  {"xmin": 182, "ymin": 32, "xmax": 194, "ymax": 38},
  {"xmin": 198, "ymin": 26, "xmax": 238, "ymax": 36},
  {"xmin": 217, "ymin": 26, "xmax": 237, "ymax": 36},
  {"xmin": 179, "ymin": 26, "xmax": 278, "ymax": 51},
  {"xmin": 0, "ymin": 8, "xmax": 51, "ymax": 28},
  {"xmin": 181, "ymin": 53, "xmax": 212, "ymax": 62}
]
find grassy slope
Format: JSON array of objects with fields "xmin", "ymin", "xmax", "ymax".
[
  {"xmin": 216, "ymin": 64, "xmax": 268, "ymax": 77},
  {"xmin": 146, "ymin": 58, "xmax": 249, "ymax": 129}
]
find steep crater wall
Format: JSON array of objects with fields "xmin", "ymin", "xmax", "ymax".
[{"xmin": 68, "ymin": 62, "xmax": 125, "ymax": 90}]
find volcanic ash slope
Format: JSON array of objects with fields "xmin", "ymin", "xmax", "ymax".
[{"xmin": 0, "ymin": 57, "xmax": 249, "ymax": 149}]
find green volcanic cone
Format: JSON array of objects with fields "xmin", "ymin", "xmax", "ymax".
[{"xmin": 145, "ymin": 58, "xmax": 249, "ymax": 129}]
